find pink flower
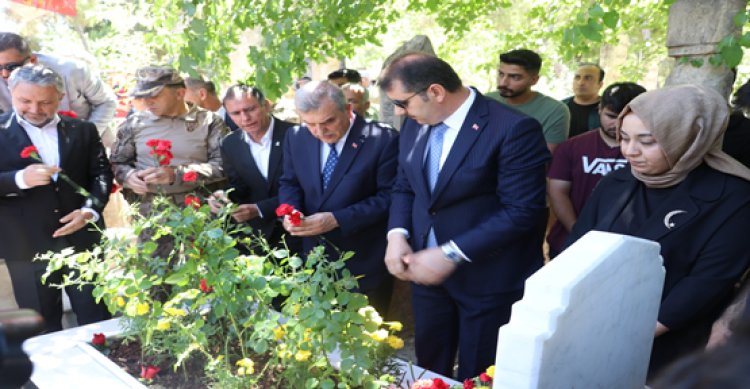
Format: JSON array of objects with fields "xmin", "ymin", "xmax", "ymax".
[
  {"xmin": 479, "ymin": 372, "xmax": 492, "ymax": 383},
  {"xmin": 140, "ymin": 365, "xmax": 160, "ymax": 380},
  {"xmin": 20, "ymin": 145, "xmax": 40, "ymax": 159},
  {"xmin": 411, "ymin": 378, "xmax": 449, "ymax": 389},
  {"xmin": 91, "ymin": 333, "xmax": 106, "ymax": 346},
  {"xmin": 184, "ymin": 195, "xmax": 201, "ymax": 209},
  {"xmin": 200, "ymin": 278, "xmax": 213, "ymax": 293},
  {"xmin": 182, "ymin": 171, "xmax": 198, "ymax": 183}
]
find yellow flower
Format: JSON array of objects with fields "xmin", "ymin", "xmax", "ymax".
[
  {"xmin": 387, "ymin": 321, "xmax": 403, "ymax": 332},
  {"xmin": 368, "ymin": 329, "xmax": 388, "ymax": 342},
  {"xmin": 303, "ymin": 328, "xmax": 312, "ymax": 343},
  {"xmin": 164, "ymin": 307, "xmax": 187, "ymax": 317},
  {"xmin": 294, "ymin": 349, "xmax": 312, "ymax": 362},
  {"xmin": 357, "ymin": 306, "xmax": 383, "ymax": 325},
  {"xmin": 236, "ymin": 358, "xmax": 254, "ymax": 375},
  {"xmin": 386, "ymin": 335, "xmax": 404, "ymax": 349},
  {"xmin": 273, "ymin": 325, "xmax": 286, "ymax": 340},
  {"xmin": 486, "ymin": 365, "xmax": 495, "ymax": 379},
  {"xmin": 135, "ymin": 302, "xmax": 150, "ymax": 316},
  {"xmin": 156, "ymin": 319, "xmax": 171, "ymax": 331},
  {"xmin": 116, "ymin": 296, "xmax": 126, "ymax": 307},
  {"xmin": 476, "ymin": 387, "xmax": 490, "ymax": 389}
]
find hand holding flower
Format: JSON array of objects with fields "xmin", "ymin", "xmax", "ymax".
[
  {"xmin": 141, "ymin": 166, "xmax": 175, "ymax": 185},
  {"xmin": 21, "ymin": 163, "xmax": 61, "ymax": 188},
  {"xmin": 124, "ymin": 171, "xmax": 149, "ymax": 194},
  {"xmin": 283, "ymin": 211, "xmax": 338, "ymax": 236}
]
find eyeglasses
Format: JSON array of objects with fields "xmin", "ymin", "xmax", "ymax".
[
  {"xmin": 391, "ymin": 86, "xmax": 429, "ymax": 109},
  {"xmin": 0, "ymin": 57, "xmax": 30, "ymax": 73}
]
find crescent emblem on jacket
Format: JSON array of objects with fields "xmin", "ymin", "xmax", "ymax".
[{"xmin": 663, "ymin": 210, "xmax": 687, "ymax": 229}]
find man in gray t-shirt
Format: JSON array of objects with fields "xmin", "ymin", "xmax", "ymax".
[{"xmin": 487, "ymin": 49, "xmax": 569, "ymax": 154}]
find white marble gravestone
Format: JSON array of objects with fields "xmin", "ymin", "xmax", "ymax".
[{"xmin": 494, "ymin": 231, "xmax": 665, "ymax": 389}]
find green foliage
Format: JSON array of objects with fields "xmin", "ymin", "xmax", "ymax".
[{"xmin": 38, "ymin": 191, "xmax": 403, "ymax": 387}]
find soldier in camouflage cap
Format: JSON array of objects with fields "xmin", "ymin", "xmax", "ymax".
[{"xmin": 110, "ymin": 65, "xmax": 229, "ymax": 257}]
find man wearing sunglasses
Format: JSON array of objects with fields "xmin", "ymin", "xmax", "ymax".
[
  {"xmin": 380, "ymin": 53, "xmax": 550, "ymax": 380},
  {"xmin": 0, "ymin": 33, "xmax": 116, "ymax": 144}
]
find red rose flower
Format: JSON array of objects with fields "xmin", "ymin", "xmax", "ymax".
[
  {"xmin": 200, "ymin": 278, "xmax": 213, "ymax": 293},
  {"xmin": 20, "ymin": 145, "xmax": 40, "ymax": 159},
  {"xmin": 57, "ymin": 110, "xmax": 78, "ymax": 118},
  {"xmin": 289, "ymin": 210, "xmax": 302, "ymax": 226},
  {"xmin": 91, "ymin": 333, "xmax": 106, "ymax": 346},
  {"xmin": 463, "ymin": 378, "xmax": 475, "ymax": 389},
  {"xmin": 111, "ymin": 183, "xmax": 121, "ymax": 194},
  {"xmin": 479, "ymin": 372, "xmax": 491, "ymax": 383},
  {"xmin": 275, "ymin": 203, "xmax": 295, "ymax": 217},
  {"xmin": 156, "ymin": 140, "xmax": 172, "ymax": 152},
  {"xmin": 184, "ymin": 195, "xmax": 201, "ymax": 209},
  {"xmin": 140, "ymin": 365, "xmax": 160, "ymax": 380},
  {"xmin": 182, "ymin": 171, "xmax": 198, "ymax": 183}
]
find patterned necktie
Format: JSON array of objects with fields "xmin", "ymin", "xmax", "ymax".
[
  {"xmin": 322, "ymin": 143, "xmax": 339, "ymax": 190},
  {"xmin": 425, "ymin": 123, "xmax": 448, "ymax": 248},
  {"xmin": 426, "ymin": 123, "xmax": 448, "ymax": 191}
]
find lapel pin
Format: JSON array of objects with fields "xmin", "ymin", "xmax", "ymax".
[
  {"xmin": 352, "ymin": 143, "xmax": 358, "ymax": 149},
  {"xmin": 275, "ymin": 141, "xmax": 280, "ymax": 147},
  {"xmin": 663, "ymin": 210, "xmax": 687, "ymax": 229},
  {"xmin": 472, "ymin": 123, "xmax": 479, "ymax": 131}
]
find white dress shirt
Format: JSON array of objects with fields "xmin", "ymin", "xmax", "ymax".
[
  {"xmin": 241, "ymin": 117, "xmax": 275, "ymax": 180},
  {"xmin": 13, "ymin": 111, "xmax": 99, "ymax": 221}
]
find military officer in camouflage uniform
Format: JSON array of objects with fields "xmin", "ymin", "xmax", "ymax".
[{"xmin": 110, "ymin": 66, "xmax": 228, "ymax": 258}]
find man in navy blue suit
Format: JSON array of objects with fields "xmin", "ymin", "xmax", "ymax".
[
  {"xmin": 380, "ymin": 53, "xmax": 550, "ymax": 379},
  {"xmin": 278, "ymin": 81, "xmax": 398, "ymax": 316}
]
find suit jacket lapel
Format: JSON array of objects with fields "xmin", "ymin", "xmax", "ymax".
[
  {"xmin": 266, "ymin": 119, "xmax": 286, "ymax": 189},
  {"xmin": 4, "ymin": 115, "xmax": 34, "ymax": 155},
  {"xmin": 57, "ymin": 118, "xmax": 75, "ymax": 172},
  {"xmin": 431, "ymin": 96, "xmax": 487, "ymax": 203},
  {"xmin": 320, "ymin": 115, "xmax": 366, "ymax": 204}
]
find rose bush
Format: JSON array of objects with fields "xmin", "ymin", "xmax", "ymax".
[{"xmin": 39, "ymin": 187, "xmax": 404, "ymax": 388}]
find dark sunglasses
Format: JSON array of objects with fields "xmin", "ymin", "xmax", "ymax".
[
  {"xmin": 392, "ymin": 86, "xmax": 429, "ymax": 109},
  {"xmin": 0, "ymin": 57, "xmax": 30, "ymax": 72}
]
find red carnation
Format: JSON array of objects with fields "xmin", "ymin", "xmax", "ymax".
[
  {"xmin": 91, "ymin": 333, "xmax": 106, "ymax": 346},
  {"xmin": 182, "ymin": 170, "xmax": 198, "ymax": 183},
  {"xmin": 140, "ymin": 365, "xmax": 160, "ymax": 380},
  {"xmin": 20, "ymin": 145, "xmax": 40, "ymax": 159},
  {"xmin": 184, "ymin": 195, "xmax": 201, "ymax": 209},
  {"xmin": 275, "ymin": 203, "xmax": 295, "ymax": 217},
  {"xmin": 145, "ymin": 139, "xmax": 159, "ymax": 148},
  {"xmin": 289, "ymin": 210, "xmax": 302, "ymax": 226},
  {"xmin": 479, "ymin": 372, "xmax": 491, "ymax": 383},
  {"xmin": 199, "ymin": 278, "xmax": 213, "ymax": 293},
  {"xmin": 111, "ymin": 183, "xmax": 121, "ymax": 194},
  {"xmin": 146, "ymin": 139, "xmax": 173, "ymax": 166},
  {"xmin": 155, "ymin": 140, "xmax": 172, "ymax": 152},
  {"xmin": 463, "ymin": 378, "xmax": 475, "ymax": 389},
  {"xmin": 57, "ymin": 110, "xmax": 78, "ymax": 118},
  {"xmin": 411, "ymin": 378, "xmax": 449, "ymax": 389}
]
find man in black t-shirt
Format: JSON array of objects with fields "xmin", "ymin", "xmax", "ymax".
[{"xmin": 562, "ymin": 63, "xmax": 604, "ymax": 138}]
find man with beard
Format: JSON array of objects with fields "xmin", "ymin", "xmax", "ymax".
[
  {"xmin": 546, "ymin": 82, "xmax": 646, "ymax": 258},
  {"xmin": 487, "ymin": 49, "xmax": 569, "ymax": 153}
]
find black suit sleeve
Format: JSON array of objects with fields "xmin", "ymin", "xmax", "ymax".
[{"xmin": 81, "ymin": 121, "xmax": 113, "ymax": 214}]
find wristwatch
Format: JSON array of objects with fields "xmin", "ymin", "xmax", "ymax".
[{"xmin": 440, "ymin": 243, "xmax": 464, "ymax": 264}]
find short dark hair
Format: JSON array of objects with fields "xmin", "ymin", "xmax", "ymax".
[
  {"xmin": 185, "ymin": 77, "xmax": 217, "ymax": 96},
  {"xmin": 222, "ymin": 84, "xmax": 266, "ymax": 106},
  {"xmin": 499, "ymin": 49, "xmax": 542, "ymax": 74},
  {"xmin": 579, "ymin": 62, "xmax": 605, "ymax": 82},
  {"xmin": 0, "ymin": 32, "xmax": 31, "ymax": 56},
  {"xmin": 600, "ymin": 82, "xmax": 646, "ymax": 113},
  {"xmin": 327, "ymin": 69, "xmax": 361, "ymax": 83},
  {"xmin": 379, "ymin": 52, "xmax": 462, "ymax": 94}
]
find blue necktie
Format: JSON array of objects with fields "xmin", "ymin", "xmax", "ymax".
[
  {"xmin": 427, "ymin": 123, "xmax": 448, "ymax": 191},
  {"xmin": 426, "ymin": 123, "xmax": 448, "ymax": 247},
  {"xmin": 322, "ymin": 143, "xmax": 339, "ymax": 190}
]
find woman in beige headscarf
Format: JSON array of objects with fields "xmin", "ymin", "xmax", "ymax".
[{"xmin": 565, "ymin": 84, "xmax": 750, "ymax": 378}]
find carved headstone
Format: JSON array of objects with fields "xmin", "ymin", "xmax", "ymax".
[
  {"xmin": 493, "ymin": 231, "xmax": 665, "ymax": 389},
  {"xmin": 378, "ymin": 35, "xmax": 435, "ymax": 130}
]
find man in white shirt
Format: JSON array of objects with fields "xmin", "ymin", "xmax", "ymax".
[
  {"xmin": 0, "ymin": 64, "xmax": 112, "ymax": 332},
  {"xmin": 211, "ymin": 85, "xmax": 296, "ymax": 250}
]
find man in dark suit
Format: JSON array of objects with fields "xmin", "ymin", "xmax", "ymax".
[
  {"xmin": 0, "ymin": 64, "xmax": 112, "ymax": 332},
  {"xmin": 278, "ymin": 81, "xmax": 398, "ymax": 316},
  {"xmin": 210, "ymin": 85, "xmax": 296, "ymax": 251},
  {"xmin": 380, "ymin": 53, "xmax": 550, "ymax": 379}
]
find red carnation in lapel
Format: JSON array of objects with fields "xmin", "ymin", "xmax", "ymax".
[
  {"xmin": 20, "ymin": 145, "xmax": 40, "ymax": 160},
  {"xmin": 57, "ymin": 110, "xmax": 78, "ymax": 119}
]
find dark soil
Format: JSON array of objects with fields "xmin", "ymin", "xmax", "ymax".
[{"xmin": 107, "ymin": 338, "xmax": 208, "ymax": 389}]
